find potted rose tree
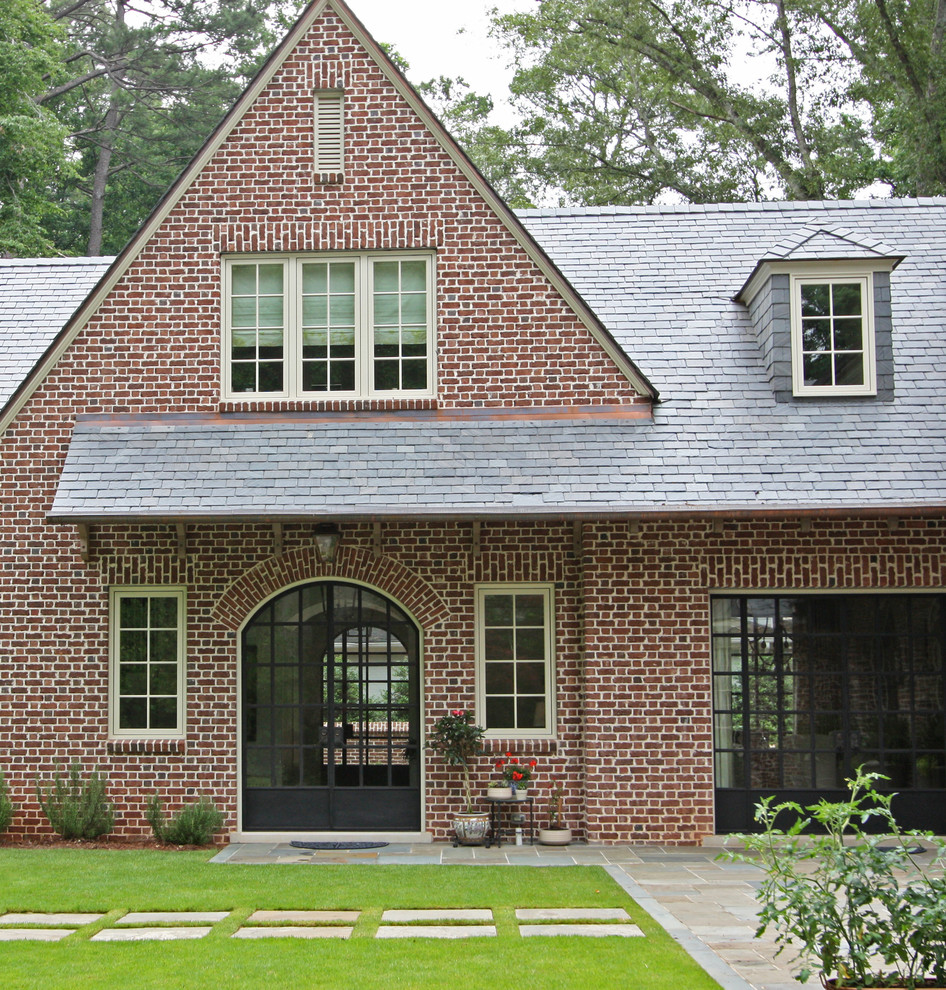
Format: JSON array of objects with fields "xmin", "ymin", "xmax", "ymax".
[
  {"xmin": 538, "ymin": 779, "xmax": 572, "ymax": 845},
  {"xmin": 428, "ymin": 709, "xmax": 490, "ymax": 845}
]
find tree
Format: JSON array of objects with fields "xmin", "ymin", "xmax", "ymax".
[
  {"xmin": 40, "ymin": 0, "xmax": 305, "ymax": 256},
  {"xmin": 0, "ymin": 0, "xmax": 72, "ymax": 256},
  {"xmin": 477, "ymin": 0, "xmax": 946, "ymax": 204}
]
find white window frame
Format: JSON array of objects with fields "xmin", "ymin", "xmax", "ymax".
[
  {"xmin": 475, "ymin": 583, "xmax": 556, "ymax": 740},
  {"xmin": 790, "ymin": 268, "xmax": 876, "ymax": 397},
  {"xmin": 109, "ymin": 586, "xmax": 186, "ymax": 739},
  {"xmin": 222, "ymin": 252, "xmax": 436, "ymax": 401}
]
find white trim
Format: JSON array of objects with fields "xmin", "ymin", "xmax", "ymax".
[
  {"xmin": 474, "ymin": 582, "xmax": 556, "ymax": 740},
  {"xmin": 737, "ymin": 256, "xmax": 899, "ymax": 306},
  {"xmin": 222, "ymin": 252, "xmax": 436, "ymax": 400},
  {"xmin": 108, "ymin": 586, "xmax": 186, "ymax": 739},
  {"xmin": 789, "ymin": 271, "xmax": 876, "ymax": 396},
  {"xmin": 234, "ymin": 576, "xmax": 426, "ymax": 835}
]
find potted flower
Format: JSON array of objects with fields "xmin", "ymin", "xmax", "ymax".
[
  {"xmin": 492, "ymin": 753, "xmax": 537, "ymax": 796},
  {"xmin": 427, "ymin": 709, "xmax": 490, "ymax": 845},
  {"xmin": 538, "ymin": 779, "xmax": 572, "ymax": 845},
  {"xmin": 720, "ymin": 769, "xmax": 946, "ymax": 989}
]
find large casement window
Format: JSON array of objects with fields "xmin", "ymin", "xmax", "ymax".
[
  {"xmin": 791, "ymin": 274, "xmax": 876, "ymax": 396},
  {"xmin": 475, "ymin": 584, "xmax": 555, "ymax": 738},
  {"xmin": 109, "ymin": 588, "xmax": 185, "ymax": 738},
  {"xmin": 223, "ymin": 253, "xmax": 435, "ymax": 400},
  {"xmin": 712, "ymin": 595, "xmax": 946, "ymax": 832}
]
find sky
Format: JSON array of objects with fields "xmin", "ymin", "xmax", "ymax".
[{"xmin": 344, "ymin": 0, "xmax": 533, "ymax": 114}]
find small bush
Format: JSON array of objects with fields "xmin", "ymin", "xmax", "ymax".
[
  {"xmin": 0, "ymin": 770, "xmax": 14, "ymax": 834},
  {"xmin": 36, "ymin": 762, "xmax": 114, "ymax": 839},
  {"xmin": 147, "ymin": 794, "xmax": 224, "ymax": 846}
]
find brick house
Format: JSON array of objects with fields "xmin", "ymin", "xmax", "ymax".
[{"xmin": 1, "ymin": 0, "xmax": 945, "ymax": 843}]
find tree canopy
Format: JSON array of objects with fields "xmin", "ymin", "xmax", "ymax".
[
  {"xmin": 39, "ymin": 0, "xmax": 305, "ymax": 256},
  {"xmin": 470, "ymin": 0, "xmax": 946, "ymax": 205},
  {"xmin": 0, "ymin": 0, "xmax": 72, "ymax": 256}
]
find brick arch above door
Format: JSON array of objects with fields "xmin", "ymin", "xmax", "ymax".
[{"xmin": 211, "ymin": 545, "xmax": 450, "ymax": 631}]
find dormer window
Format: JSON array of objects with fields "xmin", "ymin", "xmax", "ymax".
[
  {"xmin": 736, "ymin": 228, "xmax": 902, "ymax": 402},
  {"xmin": 791, "ymin": 274, "xmax": 875, "ymax": 396}
]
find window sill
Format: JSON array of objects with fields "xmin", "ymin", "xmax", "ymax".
[{"xmin": 107, "ymin": 738, "xmax": 186, "ymax": 755}]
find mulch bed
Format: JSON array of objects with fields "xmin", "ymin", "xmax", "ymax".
[{"xmin": 0, "ymin": 837, "xmax": 221, "ymax": 851}]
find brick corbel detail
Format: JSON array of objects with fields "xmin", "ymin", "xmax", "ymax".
[{"xmin": 211, "ymin": 544, "xmax": 450, "ymax": 630}]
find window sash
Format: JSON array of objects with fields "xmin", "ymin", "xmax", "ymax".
[
  {"xmin": 790, "ymin": 274, "xmax": 876, "ymax": 396},
  {"xmin": 109, "ymin": 587, "xmax": 186, "ymax": 738},
  {"xmin": 223, "ymin": 254, "xmax": 434, "ymax": 400},
  {"xmin": 475, "ymin": 584, "xmax": 555, "ymax": 739}
]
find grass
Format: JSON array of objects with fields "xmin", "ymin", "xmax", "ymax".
[{"xmin": 0, "ymin": 849, "xmax": 722, "ymax": 990}]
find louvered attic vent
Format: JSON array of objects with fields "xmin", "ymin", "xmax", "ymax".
[{"xmin": 314, "ymin": 90, "xmax": 344, "ymax": 177}]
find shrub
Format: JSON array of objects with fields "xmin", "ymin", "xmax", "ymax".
[
  {"xmin": 720, "ymin": 769, "xmax": 946, "ymax": 988},
  {"xmin": 36, "ymin": 762, "xmax": 114, "ymax": 839},
  {"xmin": 0, "ymin": 770, "xmax": 14, "ymax": 834},
  {"xmin": 147, "ymin": 794, "xmax": 224, "ymax": 846}
]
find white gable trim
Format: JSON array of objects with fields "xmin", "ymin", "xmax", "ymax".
[{"xmin": 0, "ymin": 0, "xmax": 654, "ymax": 435}]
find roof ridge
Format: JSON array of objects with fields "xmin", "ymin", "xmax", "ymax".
[
  {"xmin": 0, "ymin": 257, "xmax": 115, "ymax": 268},
  {"xmin": 515, "ymin": 197, "xmax": 946, "ymax": 218}
]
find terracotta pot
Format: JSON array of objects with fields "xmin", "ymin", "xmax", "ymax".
[
  {"xmin": 453, "ymin": 812, "xmax": 491, "ymax": 846},
  {"xmin": 538, "ymin": 827, "xmax": 572, "ymax": 846}
]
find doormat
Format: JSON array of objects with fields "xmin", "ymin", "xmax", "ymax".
[{"xmin": 290, "ymin": 841, "xmax": 389, "ymax": 850}]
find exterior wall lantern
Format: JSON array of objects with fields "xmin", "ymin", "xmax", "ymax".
[{"xmin": 314, "ymin": 523, "xmax": 341, "ymax": 563}]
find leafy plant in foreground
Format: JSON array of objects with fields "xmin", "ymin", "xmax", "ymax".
[
  {"xmin": 147, "ymin": 794, "xmax": 224, "ymax": 846},
  {"xmin": 0, "ymin": 769, "xmax": 14, "ymax": 833},
  {"xmin": 720, "ymin": 769, "xmax": 946, "ymax": 988},
  {"xmin": 36, "ymin": 762, "xmax": 114, "ymax": 840}
]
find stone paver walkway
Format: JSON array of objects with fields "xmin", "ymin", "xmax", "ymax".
[{"xmin": 214, "ymin": 841, "xmax": 801, "ymax": 990}]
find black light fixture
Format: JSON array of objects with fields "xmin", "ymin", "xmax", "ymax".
[{"xmin": 314, "ymin": 523, "xmax": 341, "ymax": 563}]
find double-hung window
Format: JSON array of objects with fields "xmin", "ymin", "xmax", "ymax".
[
  {"xmin": 475, "ymin": 584, "xmax": 555, "ymax": 738},
  {"xmin": 223, "ymin": 253, "xmax": 435, "ymax": 399},
  {"xmin": 791, "ymin": 273, "xmax": 875, "ymax": 396},
  {"xmin": 109, "ymin": 587, "xmax": 186, "ymax": 738}
]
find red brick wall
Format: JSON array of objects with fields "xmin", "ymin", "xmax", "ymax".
[{"xmin": 1, "ymin": 514, "xmax": 944, "ymax": 843}]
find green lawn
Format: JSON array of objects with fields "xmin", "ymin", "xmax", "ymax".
[{"xmin": 0, "ymin": 850, "xmax": 722, "ymax": 990}]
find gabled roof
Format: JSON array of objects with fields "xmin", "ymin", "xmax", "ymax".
[
  {"xmin": 767, "ymin": 224, "xmax": 901, "ymax": 261},
  {"xmin": 0, "ymin": 0, "xmax": 654, "ymax": 435},
  {"xmin": 0, "ymin": 258, "xmax": 112, "ymax": 410}
]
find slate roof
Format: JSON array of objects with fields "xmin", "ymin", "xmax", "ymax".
[
  {"xmin": 0, "ymin": 257, "xmax": 113, "ymax": 409},
  {"xmin": 22, "ymin": 198, "xmax": 946, "ymax": 520}
]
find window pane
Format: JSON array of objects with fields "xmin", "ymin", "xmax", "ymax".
[
  {"xmin": 150, "ymin": 630, "xmax": 177, "ymax": 663},
  {"xmin": 517, "ymin": 662, "xmax": 546, "ymax": 693},
  {"xmin": 329, "ymin": 263, "xmax": 355, "ymax": 292},
  {"xmin": 302, "ymin": 295, "xmax": 327, "ymax": 327},
  {"xmin": 330, "ymin": 294, "xmax": 354, "ymax": 325},
  {"xmin": 231, "ymin": 363, "xmax": 255, "ymax": 392},
  {"xmin": 231, "ymin": 265, "xmax": 258, "ymax": 294},
  {"xmin": 258, "ymin": 264, "xmax": 284, "ymax": 294},
  {"xmin": 119, "ymin": 698, "xmax": 147, "ymax": 729},
  {"xmin": 258, "ymin": 362, "xmax": 283, "ymax": 391},
  {"xmin": 516, "ymin": 595, "xmax": 545, "ymax": 625},
  {"xmin": 120, "ymin": 597, "xmax": 148, "ymax": 628},
  {"xmin": 373, "ymin": 295, "xmax": 399, "ymax": 326},
  {"xmin": 120, "ymin": 630, "xmax": 146, "ymax": 662},
  {"xmin": 258, "ymin": 296, "xmax": 284, "ymax": 328},
  {"xmin": 373, "ymin": 261, "xmax": 399, "ymax": 291},
  {"xmin": 485, "ymin": 628, "xmax": 514, "ymax": 660},
  {"xmin": 231, "ymin": 296, "xmax": 256, "ymax": 328},
  {"xmin": 402, "ymin": 360, "xmax": 427, "ymax": 390},
  {"xmin": 331, "ymin": 361, "xmax": 355, "ymax": 391},
  {"xmin": 401, "ymin": 293, "xmax": 426, "ymax": 324},
  {"xmin": 302, "ymin": 263, "xmax": 327, "ymax": 293},
  {"xmin": 486, "ymin": 697, "xmax": 515, "ymax": 729},
  {"xmin": 119, "ymin": 664, "xmax": 147, "ymax": 695},
  {"xmin": 149, "ymin": 698, "xmax": 177, "ymax": 730},
  {"xmin": 484, "ymin": 595, "xmax": 513, "ymax": 625},
  {"xmin": 832, "ymin": 283, "xmax": 862, "ymax": 316},
  {"xmin": 401, "ymin": 260, "xmax": 427, "ymax": 290},
  {"xmin": 804, "ymin": 352, "xmax": 831, "ymax": 386},
  {"xmin": 151, "ymin": 598, "xmax": 177, "ymax": 627},
  {"xmin": 374, "ymin": 360, "xmax": 399, "ymax": 391},
  {"xmin": 150, "ymin": 664, "xmax": 178, "ymax": 695},
  {"xmin": 516, "ymin": 628, "xmax": 545, "ymax": 661},
  {"xmin": 802, "ymin": 319, "xmax": 830, "ymax": 352},
  {"xmin": 303, "ymin": 328, "xmax": 328, "ymax": 358},
  {"xmin": 485, "ymin": 662, "xmax": 514, "ymax": 693},
  {"xmin": 833, "ymin": 318, "xmax": 863, "ymax": 352},
  {"xmin": 800, "ymin": 284, "xmax": 830, "ymax": 316},
  {"xmin": 835, "ymin": 352, "xmax": 864, "ymax": 386},
  {"xmin": 517, "ymin": 697, "xmax": 546, "ymax": 729}
]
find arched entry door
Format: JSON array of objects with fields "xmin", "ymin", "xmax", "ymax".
[{"xmin": 241, "ymin": 582, "xmax": 421, "ymax": 831}]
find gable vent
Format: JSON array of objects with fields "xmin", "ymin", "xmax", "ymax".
[{"xmin": 314, "ymin": 90, "xmax": 344, "ymax": 175}]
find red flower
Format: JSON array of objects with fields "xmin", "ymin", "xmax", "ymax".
[
  {"xmin": 512, "ymin": 770, "xmax": 524, "ymax": 781},
  {"xmin": 529, "ymin": 759, "xmax": 537, "ymax": 768}
]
